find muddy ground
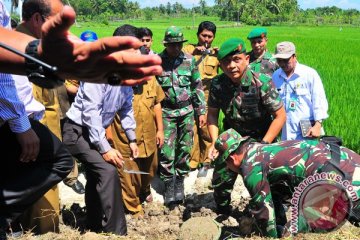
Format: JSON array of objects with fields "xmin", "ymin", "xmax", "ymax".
[{"xmin": 10, "ymin": 169, "xmax": 360, "ymax": 240}]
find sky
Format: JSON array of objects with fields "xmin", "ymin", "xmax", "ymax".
[{"xmin": 129, "ymin": 0, "xmax": 360, "ymax": 10}]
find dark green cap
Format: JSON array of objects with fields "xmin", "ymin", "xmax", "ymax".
[
  {"xmin": 217, "ymin": 38, "xmax": 246, "ymax": 60},
  {"xmin": 214, "ymin": 129, "xmax": 250, "ymax": 165},
  {"xmin": 163, "ymin": 26, "xmax": 188, "ymax": 44},
  {"xmin": 247, "ymin": 27, "xmax": 267, "ymax": 40}
]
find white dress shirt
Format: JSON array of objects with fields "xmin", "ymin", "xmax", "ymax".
[{"xmin": 273, "ymin": 62, "xmax": 329, "ymax": 140}]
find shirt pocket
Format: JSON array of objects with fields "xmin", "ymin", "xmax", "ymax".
[
  {"xmin": 203, "ymin": 57, "xmax": 218, "ymax": 76},
  {"xmin": 157, "ymin": 73, "xmax": 172, "ymax": 87},
  {"xmin": 296, "ymin": 88, "xmax": 309, "ymax": 96},
  {"xmin": 178, "ymin": 72, "xmax": 191, "ymax": 87}
]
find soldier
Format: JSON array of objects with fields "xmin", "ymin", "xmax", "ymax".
[
  {"xmin": 183, "ymin": 21, "xmax": 220, "ymax": 174},
  {"xmin": 207, "ymin": 38, "xmax": 286, "ymax": 214},
  {"xmin": 247, "ymin": 27, "xmax": 278, "ymax": 76},
  {"xmin": 215, "ymin": 128, "xmax": 360, "ymax": 238},
  {"xmin": 157, "ymin": 26, "xmax": 206, "ymax": 205}
]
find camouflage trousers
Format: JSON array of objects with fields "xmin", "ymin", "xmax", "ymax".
[
  {"xmin": 159, "ymin": 111, "xmax": 194, "ymax": 180},
  {"xmin": 212, "ymin": 160, "xmax": 238, "ymax": 208}
]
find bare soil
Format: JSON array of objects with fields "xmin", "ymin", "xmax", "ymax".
[{"xmin": 9, "ymin": 170, "xmax": 360, "ymax": 240}]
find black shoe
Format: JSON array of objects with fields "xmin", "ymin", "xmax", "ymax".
[
  {"xmin": 164, "ymin": 179, "xmax": 176, "ymax": 205},
  {"xmin": 67, "ymin": 180, "xmax": 85, "ymax": 194},
  {"xmin": 174, "ymin": 177, "xmax": 184, "ymax": 202}
]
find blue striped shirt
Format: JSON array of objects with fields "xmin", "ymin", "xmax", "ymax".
[
  {"xmin": 0, "ymin": 1, "xmax": 31, "ymax": 133},
  {"xmin": 66, "ymin": 82, "xmax": 136, "ymax": 154}
]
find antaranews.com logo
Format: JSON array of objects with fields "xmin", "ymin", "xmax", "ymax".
[{"xmin": 290, "ymin": 172, "xmax": 359, "ymax": 234}]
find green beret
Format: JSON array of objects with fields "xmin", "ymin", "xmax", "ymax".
[
  {"xmin": 247, "ymin": 27, "xmax": 267, "ymax": 40},
  {"xmin": 163, "ymin": 26, "xmax": 188, "ymax": 44},
  {"xmin": 214, "ymin": 128, "xmax": 250, "ymax": 166},
  {"xmin": 217, "ymin": 38, "xmax": 246, "ymax": 60}
]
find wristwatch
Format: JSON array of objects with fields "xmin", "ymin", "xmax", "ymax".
[
  {"xmin": 129, "ymin": 139, "xmax": 137, "ymax": 143},
  {"xmin": 261, "ymin": 140, "xmax": 270, "ymax": 144},
  {"xmin": 25, "ymin": 39, "xmax": 63, "ymax": 89},
  {"xmin": 316, "ymin": 120, "xmax": 323, "ymax": 126}
]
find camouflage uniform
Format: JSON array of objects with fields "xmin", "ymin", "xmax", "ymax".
[
  {"xmin": 215, "ymin": 129, "xmax": 360, "ymax": 238},
  {"xmin": 157, "ymin": 28, "xmax": 206, "ymax": 181},
  {"xmin": 208, "ymin": 68, "xmax": 283, "ymax": 210},
  {"xmin": 183, "ymin": 44, "xmax": 220, "ymax": 168},
  {"xmin": 248, "ymin": 50, "xmax": 278, "ymax": 76}
]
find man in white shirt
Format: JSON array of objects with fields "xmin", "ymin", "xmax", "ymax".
[{"xmin": 272, "ymin": 41, "xmax": 329, "ymax": 140}]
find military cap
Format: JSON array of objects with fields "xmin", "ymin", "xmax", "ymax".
[
  {"xmin": 80, "ymin": 30, "xmax": 98, "ymax": 42},
  {"xmin": 247, "ymin": 27, "xmax": 267, "ymax": 40},
  {"xmin": 217, "ymin": 38, "xmax": 246, "ymax": 60},
  {"xmin": 273, "ymin": 41, "xmax": 296, "ymax": 59},
  {"xmin": 214, "ymin": 129, "xmax": 250, "ymax": 165},
  {"xmin": 163, "ymin": 26, "xmax": 188, "ymax": 44}
]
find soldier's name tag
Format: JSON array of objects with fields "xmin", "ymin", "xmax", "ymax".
[{"xmin": 288, "ymin": 98, "xmax": 297, "ymax": 111}]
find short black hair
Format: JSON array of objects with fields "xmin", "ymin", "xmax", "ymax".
[
  {"xmin": 137, "ymin": 27, "xmax": 153, "ymax": 38},
  {"xmin": 197, "ymin": 21, "xmax": 216, "ymax": 36},
  {"xmin": 22, "ymin": 0, "xmax": 51, "ymax": 21},
  {"xmin": 113, "ymin": 24, "xmax": 138, "ymax": 38}
]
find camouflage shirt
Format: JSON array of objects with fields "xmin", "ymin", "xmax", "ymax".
[
  {"xmin": 157, "ymin": 50, "xmax": 206, "ymax": 117},
  {"xmin": 208, "ymin": 68, "xmax": 283, "ymax": 140},
  {"xmin": 239, "ymin": 140, "xmax": 360, "ymax": 237},
  {"xmin": 248, "ymin": 50, "xmax": 278, "ymax": 77}
]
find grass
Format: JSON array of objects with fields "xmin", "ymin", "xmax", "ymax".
[{"xmin": 70, "ymin": 19, "xmax": 360, "ymax": 153}]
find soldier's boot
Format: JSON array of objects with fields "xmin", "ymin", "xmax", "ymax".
[
  {"xmin": 174, "ymin": 176, "xmax": 185, "ymax": 203},
  {"xmin": 163, "ymin": 179, "xmax": 176, "ymax": 205}
]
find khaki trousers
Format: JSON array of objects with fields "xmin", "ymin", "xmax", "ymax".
[{"xmin": 118, "ymin": 151, "xmax": 158, "ymax": 214}]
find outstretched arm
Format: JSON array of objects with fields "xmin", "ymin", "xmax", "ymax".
[{"xmin": 0, "ymin": 6, "xmax": 162, "ymax": 85}]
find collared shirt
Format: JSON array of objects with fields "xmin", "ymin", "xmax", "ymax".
[
  {"xmin": 157, "ymin": 50, "xmax": 206, "ymax": 117},
  {"xmin": 248, "ymin": 50, "xmax": 278, "ymax": 77},
  {"xmin": 66, "ymin": 82, "xmax": 136, "ymax": 153},
  {"xmin": 273, "ymin": 62, "xmax": 329, "ymax": 140},
  {"xmin": 208, "ymin": 68, "xmax": 283, "ymax": 140},
  {"xmin": 0, "ymin": 1, "xmax": 31, "ymax": 133},
  {"xmin": 111, "ymin": 77, "xmax": 165, "ymax": 158}
]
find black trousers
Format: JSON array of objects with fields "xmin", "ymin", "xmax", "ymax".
[
  {"xmin": 62, "ymin": 119, "xmax": 127, "ymax": 235},
  {"xmin": 0, "ymin": 120, "xmax": 73, "ymax": 227}
]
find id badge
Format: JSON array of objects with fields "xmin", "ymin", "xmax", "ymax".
[{"xmin": 288, "ymin": 97, "xmax": 297, "ymax": 111}]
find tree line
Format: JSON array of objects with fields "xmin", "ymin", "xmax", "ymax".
[{"xmin": 9, "ymin": 0, "xmax": 360, "ymax": 26}]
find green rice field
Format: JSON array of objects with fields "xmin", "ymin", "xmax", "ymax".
[{"xmin": 71, "ymin": 18, "xmax": 360, "ymax": 153}]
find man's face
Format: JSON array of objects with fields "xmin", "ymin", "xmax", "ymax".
[
  {"xmin": 31, "ymin": 0, "xmax": 63, "ymax": 38},
  {"xmin": 197, "ymin": 29, "xmax": 215, "ymax": 48},
  {"xmin": 141, "ymin": 36, "xmax": 153, "ymax": 50},
  {"xmin": 220, "ymin": 53, "xmax": 250, "ymax": 83},
  {"xmin": 277, "ymin": 55, "xmax": 297, "ymax": 75},
  {"xmin": 250, "ymin": 37, "xmax": 267, "ymax": 57},
  {"xmin": 165, "ymin": 42, "xmax": 183, "ymax": 58}
]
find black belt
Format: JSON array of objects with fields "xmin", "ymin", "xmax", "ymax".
[{"xmin": 161, "ymin": 99, "xmax": 192, "ymax": 109}]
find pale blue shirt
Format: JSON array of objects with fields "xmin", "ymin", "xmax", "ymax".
[
  {"xmin": 66, "ymin": 82, "xmax": 136, "ymax": 153},
  {"xmin": 0, "ymin": 0, "xmax": 31, "ymax": 133},
  {"xmin": 273, "ymin": 62, "xmax": 329, "ymax": 140}
]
